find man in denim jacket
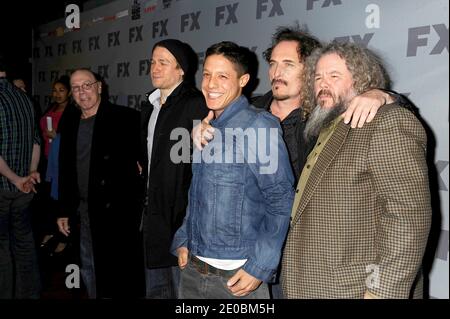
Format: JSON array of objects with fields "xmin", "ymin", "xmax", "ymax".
[{"xmin": 171, "ymin": 41, "xmax": 294, "ymax": 299}]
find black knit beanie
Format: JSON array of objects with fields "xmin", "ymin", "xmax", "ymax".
[{"xmin": 152, "ymin": 39, "xmax": 191, "ymax": 75}]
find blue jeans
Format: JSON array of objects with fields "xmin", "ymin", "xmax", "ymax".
[
  {"xmin": 145, "ymin": 266, "xmax": 180, "ymax": 299},
  {"xmin": 0, "ymin": 191, "xmax": 40, "ymax": 299},
  {"xmin": 269, "ymin": 282, "xmax": 285, "ymax": 299},
  {"xmin": 179, "ymin": 261, "xmax": 270, "ymax": 299}
]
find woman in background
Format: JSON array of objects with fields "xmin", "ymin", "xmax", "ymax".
[{"xmin": 37, "ymin": 76, "xmax": 73, "ymax": 255}]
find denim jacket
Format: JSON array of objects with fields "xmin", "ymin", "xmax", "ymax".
[{"xmin": 171, "ymin": 96, "xmax": 294, "ymax": 282}]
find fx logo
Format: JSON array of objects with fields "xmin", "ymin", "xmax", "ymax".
[
  {"xmin": 216, "ymin": 3, "xmax": 239, "ymax": 27},
  {"xmin": 109, "ymin": 95, "xmax": 119, "ymax": 104},
  {"xmin": 256, "ymin": 0, "xmax": 284, "ymax": 20},
  {"xmin": 436, "ymin": 160, "xmax": 449, "ymax": 191},
  {"xmin": 45, "ymin": 46, "xmax": 53, "ymax": 57},
  {"xmin": 72, "ymin": 40, "xmax": 82, "ymax": 54},
  {"xmin": 89, "ymin": 36, "xmax": 100, "ymax": 51},
  {"xmin": 65, "ymin": 4, "xmax": 80, "ymax": 29},
  {"xmin": 97, "ymin": 65, "xmax": 110, "ymax": 79},
  {"xmin": 436, "ymin": 230, "xmax": 449, "ymax": 261},
  {"xmin": 407, "ymin": 24, "xmax": 448, "ymax": 57},
  {"xmin": 58, "ymin": 43, "xmax": 67, "ymax": 56},
  {"xmin": 152, "ymin": 19, "xmax": 169, "ymax": 38},
  {"xmin": 117, "ymin": 62, "xmax": 130, "ymax": 78},
  {"xmin": 181, "ymin": 11, "xmax": 201, "ymax": 32},
  {"xmin": 334, "ymin": 33, "xmax": 374, "ymax": 47},
  {"xmin": 307, "ymin": 0, "xmax": 342, "ymax": 10},
  {"xmin": 139, "ymin": 59, "xmax": 151, "ymax": 76},
  {"xmin": 128, "ymin": 95, "xmax": 142, "ymax": 108},
  {"xmin": 108, "ymin": 31, "xmax": 121, "ymax": 47},
  {"xmin": 50, "ymin": 70, "xmax": 60, "ymax": 82},
  {"xmin": 129, "ymin": 26, "xmax": 143, "ymax": 43}
]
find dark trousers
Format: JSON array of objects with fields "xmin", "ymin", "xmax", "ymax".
[
  {"xmin": 0, "ymin": 191, "xmax": 40, "ymax": 298},
  {"xmin": 142, "ymin": 214, "xmax": 180, "ymax": 299},
  {"xmin": 145, "ymin": 266, "xmax": 180, "ymax": 299}
]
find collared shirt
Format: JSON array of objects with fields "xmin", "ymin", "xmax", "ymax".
[
  {"xmin": 291, "ymin": 116, "xmax": 343, "ymax": 221},
  {"xmin": 0, "ymin": 78, "xmax": 40, "ymax": 192},
  {"xmin": 146, "ymin": 81, "xmax": 183, "ymax": 177}
]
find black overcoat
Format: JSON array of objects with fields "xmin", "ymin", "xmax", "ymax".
[{"xmin": 59, "ymin": 100, "xmax": 144, "ymax": 298}]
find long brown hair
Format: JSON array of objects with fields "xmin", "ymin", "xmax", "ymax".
[{"xmin": 301, "ymin": 41, "xmax": 390, "ymax": 116}]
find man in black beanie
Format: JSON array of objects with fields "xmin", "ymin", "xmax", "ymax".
[{"xmin": 140, "ymin": 39, "xmax": 208, "ymax": 298}]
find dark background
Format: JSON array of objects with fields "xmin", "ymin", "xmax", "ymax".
[{"xmin": 0, "ymin": 1, "xmax": 95, "ymax": 90}]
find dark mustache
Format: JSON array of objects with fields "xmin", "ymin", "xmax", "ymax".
[
  {"xmin": 317, "ymin": 89, "xmax": 333, "ymax": 97},
  {"xmin": 271, "ymin": 79, "xmax": 288, "ymax": 86}
]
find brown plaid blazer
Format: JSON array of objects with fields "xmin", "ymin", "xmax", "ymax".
[{"xmin": 281, "ymin": 104, "xmax": 431, "ymax": 299}]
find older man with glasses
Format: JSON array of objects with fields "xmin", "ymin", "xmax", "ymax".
[{"xmin": 56, "ymin": 68, "xmax": 145, "ymax": 298}]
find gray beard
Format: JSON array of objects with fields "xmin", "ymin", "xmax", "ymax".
[{"xmin": 304, "ymin": 102, "xmax": 346, "ymax": 143}]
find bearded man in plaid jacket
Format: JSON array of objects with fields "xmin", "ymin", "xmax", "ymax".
[{"xmin": 281, "ymin": 42, "xmax": 431, "ymax": 299}]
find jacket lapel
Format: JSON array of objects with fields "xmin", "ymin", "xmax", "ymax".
[
  {"xmin": 292, "ymin": 121, "xmax": 351, "ymax": 226},
  {"xmin": 141, "ymin": 102, "xmax": 153, "ymax": 132},
  {"xmin": 148, "ymin": 82, "xmax": 186, "ymax": 172}
]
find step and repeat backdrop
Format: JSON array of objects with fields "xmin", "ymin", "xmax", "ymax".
[{"xmin": 32, "ymin": 0, "xmax": 448, "ymax": 298}]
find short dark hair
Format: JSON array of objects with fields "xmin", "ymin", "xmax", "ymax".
[
  {"xmin": 263, "ymin": 23, "xmax": 322, "ymax": 63},
  {"xmin": 53, "ymin": 75, "xmax": 71, "ymax": 91},
  {"xmin": 205, "ymin": 41, "xmax": 250, "ymax": 76}
]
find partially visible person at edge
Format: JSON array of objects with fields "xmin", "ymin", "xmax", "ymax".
[
  {"xmin": 11, "ymin": 76, "xmax": 42, "ymax": 124},
  {"xmin": 56, "ymin": 68, "xmax": 144, "ymax": 298},
  {"xmin": 140, "ymin": 39, "xmax": 208, "ymax": 298},
  {"xmin": 0, "ymin": 54, "xmax": 41, "ymax": 298},
  {"xmin": 171, "ymin": 41, "xmax": 295, "ymax": 299},
  {"xmin": 281, "ymin": 41, "xmax": 431, "ymax": 299}
]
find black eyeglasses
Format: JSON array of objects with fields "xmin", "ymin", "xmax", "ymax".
[{"xmin": 71, "ymin": 81, "xmax": 99, "ymax": 93}]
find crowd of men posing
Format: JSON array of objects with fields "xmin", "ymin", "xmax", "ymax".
[{"xmin": 0, "ymin": 25, "xmax": 431, "ymax": 299}]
